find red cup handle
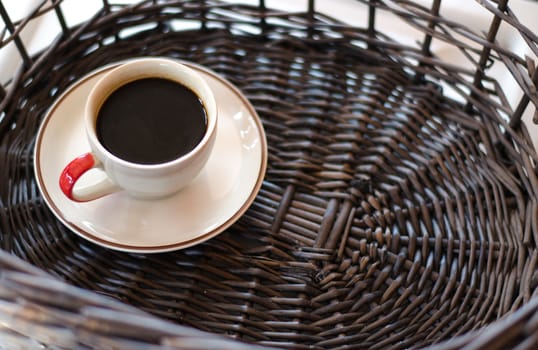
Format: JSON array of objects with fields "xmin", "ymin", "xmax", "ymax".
[{"xmin": 59, "ymin": 153, "xmax": 96, "ymax": 201}]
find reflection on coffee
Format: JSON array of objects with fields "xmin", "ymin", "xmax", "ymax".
[{"xmin": 96, "ymin": 78, "xmax": 207, "ymax": 165}]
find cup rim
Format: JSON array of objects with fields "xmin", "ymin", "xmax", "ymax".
[{"xmin": 84, "ymin": 57, "xmax": 218, "ymax": 171}]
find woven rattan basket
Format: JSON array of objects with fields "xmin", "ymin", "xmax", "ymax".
[{"xmin": 1, "ymin": 0, "xmax": 538, "ymax": 349}]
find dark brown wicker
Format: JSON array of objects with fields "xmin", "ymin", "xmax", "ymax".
[{"xmin": 1, "ymin": 0, "xmax": 538, "ymax": 349}]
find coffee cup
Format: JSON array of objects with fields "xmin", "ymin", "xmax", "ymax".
[{"xmin": 59, "ymin": 58, "xmax": 218, "ymax": 202}]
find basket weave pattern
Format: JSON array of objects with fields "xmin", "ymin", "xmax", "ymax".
[{"xmin": 1, "ymin": 1, "xmax": 538, "ymax": 349}]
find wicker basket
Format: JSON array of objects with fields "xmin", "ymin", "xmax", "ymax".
[{"xmin": 1, "ymin": 0, "xmax": 538, "ymax": 349}]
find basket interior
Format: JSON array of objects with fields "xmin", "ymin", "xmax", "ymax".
[{"xmin": 1, "ymin": 1, "xmax": 538, "ymax": 349}]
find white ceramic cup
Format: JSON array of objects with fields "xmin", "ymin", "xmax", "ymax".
[{"xmin": 59, "ymin": 58, "xmax": 218, "ymax": 202}]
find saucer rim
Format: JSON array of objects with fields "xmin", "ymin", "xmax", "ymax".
[{"xmin": 34, "ymin": 60, "xmax": 267, "ymax": 253}]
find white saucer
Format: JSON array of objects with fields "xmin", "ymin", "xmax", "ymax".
[{"xmin": 34, "ymin": 61, "xmax": 267, "ymax": 253}]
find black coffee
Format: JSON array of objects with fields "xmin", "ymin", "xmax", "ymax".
[{"xmin": 96, "ymin": 78, "xmax": 207, "ymax": 165}]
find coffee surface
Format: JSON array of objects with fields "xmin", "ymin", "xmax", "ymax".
[{"xmin": 97, "ymin": 78, "xmax": 207, "ymax": 165}]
